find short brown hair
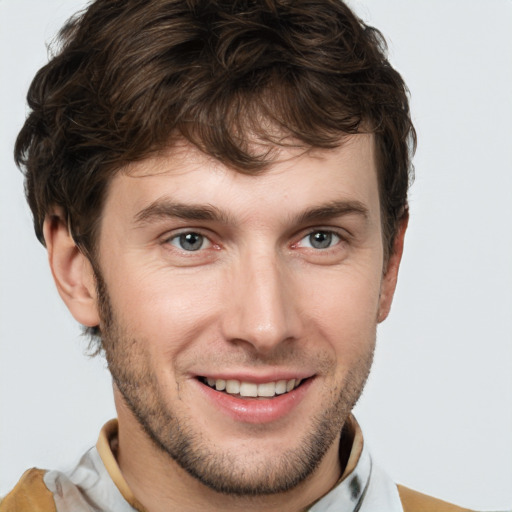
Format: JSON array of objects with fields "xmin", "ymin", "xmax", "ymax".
[{"xmin": 15, "ymin": 0, "xmax": 415, "ymax": 258}]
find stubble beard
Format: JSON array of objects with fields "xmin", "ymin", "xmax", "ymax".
[{"xmin": 95, "ymin": 270, "xmax": 375, "ymax": 496}]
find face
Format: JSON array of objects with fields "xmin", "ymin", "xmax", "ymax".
[{"xmin": 90, "ymin": 135, "xmax": 397, "ymax": 495}]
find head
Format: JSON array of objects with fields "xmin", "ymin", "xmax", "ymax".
[
  {"xmin": 16, "ymin": 0, "xmax": 414, "ymax": 262},
  {"xmin": 16, "ymin": 0, "xmax": 415, "ymax": 500}
]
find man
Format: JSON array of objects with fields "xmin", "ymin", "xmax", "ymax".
[{"xmin": 0, "ymin": 1, "xmax": 507, "ymax": 511}]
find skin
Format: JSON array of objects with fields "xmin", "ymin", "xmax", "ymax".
[{"xmin": 44, "ymin": 134, "xmax": 406, "ymax": 512}]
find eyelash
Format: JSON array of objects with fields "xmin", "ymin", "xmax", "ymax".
[
  {"xmin": 165, "ymin": 231, "xmax": 213, "ymax": 252},
  {"xmin": 163, "ymin": 228, "xmax": 344, "ymax": 253},
  {"xmin": 296, "ymin": 230, "xmax": 342, "ymax": 250}
]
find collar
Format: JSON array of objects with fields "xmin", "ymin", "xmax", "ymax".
[{"xmin": 96, "ymin": 416, "xmax": 369, "ymax": 512}]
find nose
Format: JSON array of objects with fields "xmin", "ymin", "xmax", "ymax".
[{"xmin": 220, "ymin": 249, "xmax": 303, "ymax": 354}]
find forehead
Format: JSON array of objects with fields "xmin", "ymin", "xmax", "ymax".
[{"xmin": 102, "ymin": 134, "xmax": 379, "ymax": 227}]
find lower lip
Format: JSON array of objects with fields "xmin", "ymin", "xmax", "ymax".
[{"xmin": 196, "ymin": 379, "xmax": 313, "ymax": 424}]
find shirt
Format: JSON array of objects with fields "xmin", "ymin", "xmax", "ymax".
[{"xmin": 0, "ymin": 416, "xmax": 477, "ymax": 512}]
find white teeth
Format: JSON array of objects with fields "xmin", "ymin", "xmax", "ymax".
[
  {"xmin": 286, "ymin": 379, "xmax": 296, "ymax": 392},
  {"xmin": 275, "ymin": 380, "xmax": 287, "ymax": 395},
  {"xmin": 239, "ymin": 382, "xmax": 258, "ymax": 397},
  {"xmin": 225, "ymin": 379, "xmax": 240, "ymax": 394},
  {"xmin": 204, "ymin": 377, "xmax": 303, "ymax": 397},
  {"xmin": 257, "ymin": 382, "xmax": 276, "ymax": 397}
]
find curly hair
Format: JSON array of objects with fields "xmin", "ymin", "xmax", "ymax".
[{"xmin": 15, "ymin": 0, "xmax": 415, "ymax": 259}]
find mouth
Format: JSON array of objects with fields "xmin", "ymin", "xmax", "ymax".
[
  {"xmin": 196, "ymin": 374, "xmax": 313, "ymax": 423},
  {"xmin": 198, "ymin": 377, "xmax": 306, "ymax": 398}
]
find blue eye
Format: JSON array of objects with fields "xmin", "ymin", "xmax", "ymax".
[
  {"xmin": 169, "ymin": 232, "xmax": 210, "ymax": 251},
  {"xmin": 301, "ymin": 230, "xmax": 340, "ymax": 249}
]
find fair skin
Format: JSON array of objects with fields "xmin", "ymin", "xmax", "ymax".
[{"xmin": 44, "ymin": 134, "xmax": 406, "ymax": 512}]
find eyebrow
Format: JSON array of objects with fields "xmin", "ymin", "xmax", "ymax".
[
  {"xmin": 133, "ymin": 198, "xmax": 369, "ymax": 227},
  {"xmin": 295, "ymin": 200, "xmax": 370, "ymax": 225},
  {"xmin": 134, "ymin": 199, "xmax": 232, "ymax": 225}
]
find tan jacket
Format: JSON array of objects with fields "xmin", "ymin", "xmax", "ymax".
[
  {"xmin": 0, "ymin": 469, "xmax": 474, "ymax": 512},
  {"xmin": 1, "ymin": 417, "xmax": 477, "ymax": 512}
]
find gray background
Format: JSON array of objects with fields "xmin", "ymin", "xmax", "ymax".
[{"xmin": 1, "ymin": 0, "xmax": 511, "ymax": 509}]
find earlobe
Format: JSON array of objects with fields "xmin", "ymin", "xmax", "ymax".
[
  {"xmin": 43, "ymin": 208, "xmax": 100, "ymax": 328},
  {"xmin": 377, "ymin": 213, "xmax": 408, "ymax": 323}
]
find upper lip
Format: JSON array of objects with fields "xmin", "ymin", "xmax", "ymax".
[{"xmin": 194, "ymin": 372, "xmax": 315, "ymax": 384}]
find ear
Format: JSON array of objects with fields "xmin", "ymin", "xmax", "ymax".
[
  {"xmin": 377, "ymin": 213, "xmax": 408, "ymax": 323},
  {"xmin": 43, "ymin": 208, "xmax": 100, "ymax": 328}
]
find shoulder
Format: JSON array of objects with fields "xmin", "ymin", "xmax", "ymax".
[
  {"xmin": 0, "ymin": 468, "xmax": 56, "ymax": 512},
  {"xmin": 398, "ymin": 484, "xmax": 475, "ymax": 512}
]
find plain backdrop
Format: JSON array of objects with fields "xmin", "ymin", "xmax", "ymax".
[{"xmin": 1, "ymin": 0, "xmax": 511, "ymax": 509}]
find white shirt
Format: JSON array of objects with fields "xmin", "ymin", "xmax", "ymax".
[{"xmin": 43, "ymin": 417, "xmax": 404, "ymax": 512}]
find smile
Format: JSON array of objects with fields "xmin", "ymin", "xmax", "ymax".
[{"xmin": 200, "ymin": 377, "xmax": 303, "ymax": 398}]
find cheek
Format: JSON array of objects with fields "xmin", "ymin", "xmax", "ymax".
[
  {"xmin": 104, "ymin": 262, "xmax": 222, "ymax": 346},
  {"xmin": 300, "ymin": 265, "xmax": 382, "ymax": 354}
]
